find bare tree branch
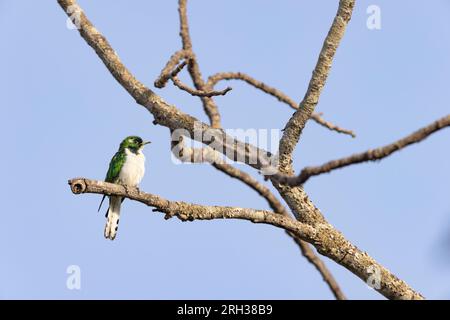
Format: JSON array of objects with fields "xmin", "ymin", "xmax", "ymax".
[
  {"xmin": 157, "ymin": 58, "xmax": 232, "ymax": 97},
  {"xmin": 172, "ymin": 76, "xmax": 232, "ymax": 97},
  {"xmin": 207, "ymin": 72, "xmax": 298, "ymax": 108},
  {"xmin": 178, "ymin": 0, "xmax": 193, "ymax": 51},
  {"xmin": 293, "ymin": 238, "xmax": 346, "ymax": 300},
  {"xmin": 168, "ymin": 60, "xmax": 189, "ymax": 78},
  {"xmin": 172, "ymin": 132, "xmax": 346, "ymax": 299},
  {"xmin": 59, "ymin": 0, "xmax": 271, "ymax": 170},
  {"xmin": 178, "ymin": 0, "xmax": 222, "ymax": 127},
  {"xmin": 68, "ymin": 178, "xmax": 424, "ymax": 300},
  {"xmin": 154, "ymin": 49, "xmax": 191, "ymax": 88},
  {"xmin": 169, "ymin": 62, "xmax": 232, "ymax": 97},
  {"xmin": 312, "ymin": 113, "xmax": 355, "ymax": 138},
  {"xmin": 274, "ymin": 115, "xmax": 450, "ymax": 186},
  {"xmin": 212, "ymin": 163, "xmax": 288, "ymax": 215},
  {"xmin": 170, "ymin": 130, "xmax": 224, "ymax": 164},
  {"xmin": 175, "ymin": 1, "xmax": 345, "ymax": 298},
  {"xmin": 266, "ymin": 0, "xmax": 354, "ymax": 253},
  {"xmin": 207, "ymin": 72, "xmax": 355, "ymax": 137},
  {"xmin": 265, "ymin": 0, "xmax": 355, "ymax": 244},
  {"xmin": 278, "ymin": 0, "xmax": 356, "ymax": 174},
  {"xmin": 213, "ymin": 162, "xmax": 346, "ymax": 300},
  {"xmin": 59, "ymin": 0, "xmax": 426, "ymax": 299},
  {"xmin": 68, "ymin": 178, "xmax": 313, "ymax": 234}
]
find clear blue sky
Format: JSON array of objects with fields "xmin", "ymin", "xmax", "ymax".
[{"xmin": 1, "ymin": 0, "xmax": 449, "ymax": 299}]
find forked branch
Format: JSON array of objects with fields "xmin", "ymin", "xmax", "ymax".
[
  {"xmin": 170, "ymin": 132, "xmax": 346, "ymax": 299},
  {"xmin": 278, "ymin": 0, "xmax": 356, "ymax": 173},
  {"xmin": 59, "ymin": 0, "xmax": 425, "ymax": 300}
]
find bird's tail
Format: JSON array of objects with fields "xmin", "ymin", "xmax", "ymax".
[{"xmin": 104, "ymin": 196, "xmax": 122, "ymax": 240}]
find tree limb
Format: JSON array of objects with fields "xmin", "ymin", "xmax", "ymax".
[
  {"xmin": 274, "ymin": 114, "xmax": 450, "ymax": 186},
  {"xmin": 59, "ymin": 0, "xmax": 425, "ymax": 300},
  {"xmin": 278, "ymin": 0, "xmax": 356, "ymax": 174},
  {"xmin": 207, "ymin": 72, "xmax": 355, "ymax": 137},
  {"xmin": 68, "ymin": 178, "xmax": 424, "ymax": 300},
  {"xmin": 58, "ymin": 0, "xmax": 270, "ymax": 170},
  {"xmin": 267, "ymin": 0, "xmax": 353, "ymax": 246},
  {"xmin": 172, "ymin": 132, "xmax": 346, "ymax": 299},
  {"xmin": 213, "ymin": 162, "xmax": 346, "ymax": 300},
  {"xmin": 171, "ymin": 4, "xmax": 345, "ymax": 298},
  {"xmin": 68, "ymin": 178, "xmax": 314, "ymax": 235}
]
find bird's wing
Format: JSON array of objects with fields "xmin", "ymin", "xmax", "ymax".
[
  {"xmin": 98, "ymin": 151, "xmax": 126, "ymax": 212},
  {"xmin": 105, "ymin": 151, "xmax": 126, "ymax": 183}
]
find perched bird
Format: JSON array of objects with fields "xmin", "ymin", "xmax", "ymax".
[{"xmin": 98, "ymin": 136, "xmax": 151, "ymax": 240}]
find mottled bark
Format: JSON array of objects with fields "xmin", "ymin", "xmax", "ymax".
[
  {"xmin": 278, "ymin": 0, "xmax": 356, "ymax": 173},
  {"xmin": 58, "ymin": 0, "xmax": 441, "ymax": 300},
  {"xmin": 69, "ymin": 178, "xmax": 423, "ymax": 300}
]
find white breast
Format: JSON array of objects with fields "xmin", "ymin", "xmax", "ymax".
[{"xmin": 119, "ymin": 148, "xmax": 146, "ymax": 186}]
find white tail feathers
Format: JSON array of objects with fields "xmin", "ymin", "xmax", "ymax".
[{"xmin": 104, "ymin": 196, "xmax": 122, "ymax": 240}]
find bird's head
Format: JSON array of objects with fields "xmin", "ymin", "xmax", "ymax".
[{"xmin": 119, "ymin": 136, "xmax": 151, "ymax": 152}]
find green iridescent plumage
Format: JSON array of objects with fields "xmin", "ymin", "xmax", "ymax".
[
  {"xmin": 105, "ymin": 151, "xmax": 126, "ymax": 183},
  {"xmin": 98, "ymin": 136, "xmax": 149, "ymax": 212}
]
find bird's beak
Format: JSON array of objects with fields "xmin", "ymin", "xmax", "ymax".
[{"xmin": 142, "ymin": 141, "xmax": 151, "ymax": 146}]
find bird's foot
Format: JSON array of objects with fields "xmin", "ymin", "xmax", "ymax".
[
  {"xmin": 123, "ymin": 184, "xmax": 131, "ymax": 195},
  {"xmin": 123, "ymin": 184, "xmax": 141, "ymax": 195}
]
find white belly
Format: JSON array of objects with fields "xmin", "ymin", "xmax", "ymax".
[{"xmin": 119, "ymin": 148, "xmax": 146, "ymax": 186}]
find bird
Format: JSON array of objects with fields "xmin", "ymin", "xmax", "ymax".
[{"xmin": 98, "ymin": 136, "xmax": 151, "ymax": 240}]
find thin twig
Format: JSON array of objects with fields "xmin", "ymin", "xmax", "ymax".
[
  {"xmin": 158, "ymin": 59, "xmax": 233, "ymax": 97},
  {"xmin": 312, "ymin": 114, "xmax": 355, "ymax": 138},
  {"xmin": 154, "ymin": 49, "xmax": 191, "ymax": 88},
  {"xmin": 293, "ymin": 238, "xmax": 346, "ymax": 300},
  {"xmin": 172, "ymin": 76, "xmax": 232, "ymax": 97},
  {"xmin": 274, "ymin": 115, "xmax": 450, "ymax": 186},
  {"xmin": 207, "ymin": 72, "xmax": 355, "ymax": 137},
  {"xmin": 168, "ymin": 62, "xmax": 232, "ymax": 97},
  {"xmin": 170, "ymin": 60, "xmax": 188, "ymax": 77}
]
